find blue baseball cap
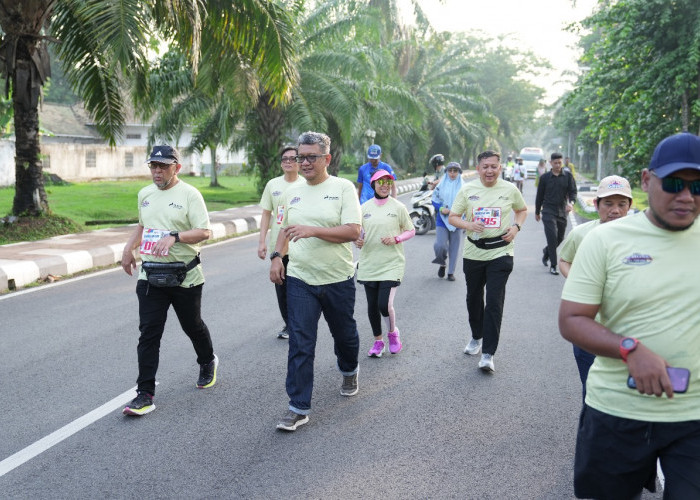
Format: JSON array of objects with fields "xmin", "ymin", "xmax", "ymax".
[
  {"xmin": 648, "ymin": 132, "xmax": 700, "ymax": 177},
  {"xmin": 367, "ymin": 144, "xmax": 382, "ymax": 159}
]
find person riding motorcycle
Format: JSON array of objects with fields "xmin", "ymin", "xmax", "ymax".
[{"xmin": 426, "ymin": 154, "xmax": 445, "ymax": 189}]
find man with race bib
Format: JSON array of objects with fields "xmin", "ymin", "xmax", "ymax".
[{"xmin": 449, "ymin": 150, "xmax": 527, "ymax": 373}]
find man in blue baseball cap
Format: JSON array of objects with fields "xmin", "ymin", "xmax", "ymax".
[
  {"xmin": 357, "ymin": 144, "xmax": 397, "ymax": 204},
  {"xmin": 559, "ymin": 132, "xmax": 700, "ymax": 498}
]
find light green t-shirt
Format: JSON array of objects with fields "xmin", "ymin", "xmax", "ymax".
[
  {"xmin": 562, "ymin": 211, "xmax": 700, "ymax": 422},
  {"xmin": 282, "ymin": 176, "xmax": 361, "ymax": 285},
  {"xmin": 260, "ymin": 175, "xmax": 306, "ymax": 254},
  {"xmin": 559, "ymin": 219, "xmax": 600, "ymax": 263},
  {"xmin": 451, "ymin": 178, "xmax": 527, "ymax": 261},
  {"xmin": 356, "ymin": 197, "xmax": 414, "ymax": 282},
  {"xmin": 137, "ymin": 180, "xmax": 211, "ymax": 287}
]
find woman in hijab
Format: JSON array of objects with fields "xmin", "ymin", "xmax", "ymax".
[{"xmin": 431, "ymin": 162, "xmax": 464, "ymax": 281}]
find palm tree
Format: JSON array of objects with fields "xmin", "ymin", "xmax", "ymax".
[{"xmin": 0, "ymin": 0, "xmax": 296, "ymax": 216}]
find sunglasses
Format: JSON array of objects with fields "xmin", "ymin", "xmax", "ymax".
[
  {"xmin": 652, "ymin": 171, "xmax": 700, "ymax": 195},
  {"xmin": 148, "ymin": 163, "xmax": 173, "ymax": 171},
  {"xmin": 375, "ymin": 179, "xmax": 394, "ymax": 186},
  {"xmin": 295, "ymin": 154, "xmax": 325, "ymax": 164}
]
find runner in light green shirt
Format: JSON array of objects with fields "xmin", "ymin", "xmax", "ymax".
[
  {"xmin": 559, "ymin": 132, "xmax": 700, "ymax": 498},
  {"xmin": 356, "ymin": 170, "xmax": 415, "ymax": 358},
  {"xmin": 257, "ymin": 145, "xmax": 305, "ymax": 339},
  {"xmin": 448, "ymin": 150, "xmax": 527, "ymax": 373}
]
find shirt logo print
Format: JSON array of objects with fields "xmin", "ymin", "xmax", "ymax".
[{"xmin": 622, "ymin": 253, "xmax": 653, "ymax": 266}]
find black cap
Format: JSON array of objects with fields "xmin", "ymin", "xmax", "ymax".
[{"xmin": 147, "ymin": 145, "xmax": 180, "ymax": 164}]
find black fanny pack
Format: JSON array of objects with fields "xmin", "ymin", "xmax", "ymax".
[
  {"xmin": 141, "ymin": 254, "xmax": 201, "ymax": 287},
  {"xmin": 467, "ymin": 234, "xmax": 509, "ymax": 250}
]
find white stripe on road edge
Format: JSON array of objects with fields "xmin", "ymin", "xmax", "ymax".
[{"xmin": 0, "ymin": 386, "xmax": 137, "ymax": 478}]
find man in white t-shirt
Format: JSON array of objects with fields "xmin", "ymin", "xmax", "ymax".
[
  {"xmin": 270, "ymin": 131, "xmax": 362, "ymax": 431},
  {"xmin": 559, "ymin": 132, "xmax": 700, "ymax": 498}
]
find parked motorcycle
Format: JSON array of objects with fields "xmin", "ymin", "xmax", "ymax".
[{"xmin": 409, "ymin": 187, "xmax": 436, "ymax": 235}]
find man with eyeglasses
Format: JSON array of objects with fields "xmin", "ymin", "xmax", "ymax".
[
  {"xmin": 258, "ymin": 144, "xmax": 305, "ymax": 339},
  {"xmin": 270, "ymin": 131, "xmax": 362, "ymax": 431},
  {"xmin": 559, "ymin": 132, "xmax": 700, "ymax": 499},
  {"xmin": 120, "ymin": 145, "xmax": 218, "ymax": 416},
  {"xmin": 357, "ymin": 144, "xmax": 397, "ymax": 203}
]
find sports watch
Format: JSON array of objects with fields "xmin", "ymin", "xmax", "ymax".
[
  {"xmin": 270, "ymin": 251, "xmax": 282, "ymax": 261},
  {"xmin": 512, "ymin": 223, "xmax": 521, "ymax": 231},
  {"xmin": 619, "ymin": 337, "xmax": 639, "ymax": 363},
  {"xmin": 169, "ymin": 231, "xmax": 180, "ymax": 243}
]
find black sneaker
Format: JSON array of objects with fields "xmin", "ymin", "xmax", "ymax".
[
  {"xmin": 197, "ymin": 354, "xmax": 218, "ymax": 389},
  {"xmin": 277, "ymin": 326, "xmax": 289, "ymax": 339},
  {"xmin": 123, "ymin": 391, "xmax": 155, "ymax": 416},
  {"xmin": 341, "ymin": 373, "xmax": 358, "ymax": 396},
  {"xmin": 276, "ymin": 410, "xmax": 309, "ymax": 431},
  {"xmin": 438, "ymin": 266, "xmax": 446, "ymax": 278},
  {"xmin": 550, "ymin": 266, "xmax": 560, "ymax": 275},
  {"xmin": 542, "ymin": 249, "xmax": 549, "ymax": 267},
  {"xmin": 447, "ymin": 274, "xmax": 456, "ymax": 281}
]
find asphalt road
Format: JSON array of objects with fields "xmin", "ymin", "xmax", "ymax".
[{"xmin": 0, "ymin": 179, "xmax": 662, "ymax": 499}]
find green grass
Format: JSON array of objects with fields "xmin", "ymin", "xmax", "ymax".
[{"xmin": 0, "ymin": 175, "xmax": 262, "ymax": 243}]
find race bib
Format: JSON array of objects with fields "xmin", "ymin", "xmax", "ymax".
[
  {"xmin": 276, "ymin": 205, "xmax": 285, "ymax": 225},
  {"xmin": 472, "ymin": 207, "xmax": 502, "ymax": 228},
  {"xmin": 140, "ymin": 228, "xmax": 170, "ymax": 255}
]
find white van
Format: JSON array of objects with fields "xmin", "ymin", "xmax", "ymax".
[{"xmin": 519, "ymin": 147, "xmax": 544, "ymax": 178}]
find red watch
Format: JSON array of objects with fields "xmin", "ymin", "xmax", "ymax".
[{"xmin": 619, "ymin": 337, "xmax": 639, "ymax": 363}]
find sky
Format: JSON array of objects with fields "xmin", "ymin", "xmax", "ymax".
[{"xmin": 406, "ymin": 0, "xmax": 600, "ymax": 102}]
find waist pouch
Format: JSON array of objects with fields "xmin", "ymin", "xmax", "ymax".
[
  {"xmin": 467, "ymin": 234, "xmax": 509, "ymax": 250},
  {"xmin": 142, "ymin": 254, "xmax": 200, "ymax": 287}
]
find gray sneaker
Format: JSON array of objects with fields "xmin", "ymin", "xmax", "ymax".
[
  {"xmin": 276, "ymin": 410, "xmax": 309, "ymax": 431},
  {"xmin": 341, "ymin": 373, "xmax": 358, "ymax": 396},
  {"xmin": 464, "ymin": 338, "xmax": 482, "ymax": 355},
  {"xmin": 478, "ymin": 353, "xmax": 495, "ymax": 373}
]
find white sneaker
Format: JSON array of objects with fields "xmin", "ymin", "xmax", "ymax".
[
  {"xmin": 478, "ymin": 354, "xmax": 495, "ymax": 373},
  {"xmin": 464, "ymin": 338, "xmax": 482, "ymax": 355}
]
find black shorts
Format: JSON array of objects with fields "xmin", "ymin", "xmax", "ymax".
[{"xmin": 574, "ymin": 404, "xmax": 700, "ymax": 499}]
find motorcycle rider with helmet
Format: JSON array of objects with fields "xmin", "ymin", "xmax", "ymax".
[{"xmin": 427, "ymin": 154, "xmax": 446, "ymax": 189}]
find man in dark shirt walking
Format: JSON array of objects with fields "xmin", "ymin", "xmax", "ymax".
[{"xmin": 535, "ymin": 152, "xmax": 577, "ymax": 275}]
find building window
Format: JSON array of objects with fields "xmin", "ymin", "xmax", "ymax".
[
  {"xmin": 125, "ymin": 152, "xmax": 134, "ymax": 168},
  {"xmin": 126, "ymin": 133, "xmax": 141, "ymax": 140},
  {"xmin": 86, "ymin": 151, "xmax": 96, "ymax": 168},
  {"xmin": 43, "ymin": 155, "xmax": 51, "ymax": 170}
]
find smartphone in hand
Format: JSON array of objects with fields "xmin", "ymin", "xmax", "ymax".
[{"xmin": 627, "ymin": 367, "xmax": 690, "ymax": 394}]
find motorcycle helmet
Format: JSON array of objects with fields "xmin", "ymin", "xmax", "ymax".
[
  {"xmin": 370, "ymin": 169, "xmax": 395, "ymax": 189},
  {"xmin": 429, "ymin": 154, "xmax": 445, "ymax": 169}
]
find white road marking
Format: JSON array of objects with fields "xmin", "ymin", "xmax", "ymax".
[{"xmin": 0, "ymin": 386, "xmax": 138, "ymax": 477}]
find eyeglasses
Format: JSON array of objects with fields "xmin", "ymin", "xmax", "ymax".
[
  {"xmin": 375, "ymin": 179, "xmax": 394, "ymax": 186},
  {"xmin": 651, "ymin": 171, "xmax": 700, "ymax": 195},
  {"xmin": 281, "ymin": 156, "xmax": 297, "ymax": 163},
  {"xmin": 148, "ymin": 163, "xmax": 172, "ymax": 171},
  {"xmin": 295, "ymin": 154, "xmax": 324, "ymax": 164}
]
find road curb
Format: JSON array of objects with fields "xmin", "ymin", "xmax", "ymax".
[{"xmin": 0, "ymin": 177, "xmax": 425, "ymax": 291}]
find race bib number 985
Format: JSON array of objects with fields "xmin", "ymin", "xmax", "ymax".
[
  {"xmin": 140, "ymin": 228, "xmax": 170, "ymax": 255},
  {"xmin": 472, "ymin": 207, "xmax": 501, "ymax": 228}
]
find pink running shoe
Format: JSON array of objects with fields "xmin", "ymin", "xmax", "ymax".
[
  {"xmin": 368, "ymin": 340, "xmax": 386, "ymax": 357},
  {"xmin": 388, "ymin": 329, "xmax": 402, "ymax": 354}
]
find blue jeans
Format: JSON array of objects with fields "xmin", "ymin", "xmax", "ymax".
[{"xmin": 286, "ymin": 276, "xmax": 360, "ymax": 415}]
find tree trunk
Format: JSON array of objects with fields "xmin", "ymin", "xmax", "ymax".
[
  {"xmin": 12, "ymin": 52, "xmax": 49, "ymax": 216},
  {"xmin": 209, "ymin": 143, "xmax": 219, "ymax": 187},
  {"xmin": 250, "ymin": 92, "xmax": 286, "ymax": 195}
]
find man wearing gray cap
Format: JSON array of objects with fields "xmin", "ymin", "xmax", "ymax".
[
  {"xmin": 120, "ymin": 145, "xmax": 218, "ymax": 416},
  {"xmin": 559, "ymin": 132, "xmax": 700, "ymax": 498},
  {"xmin": 558, "ymin": 175, "xmax": 633, "ymax": 393}
]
